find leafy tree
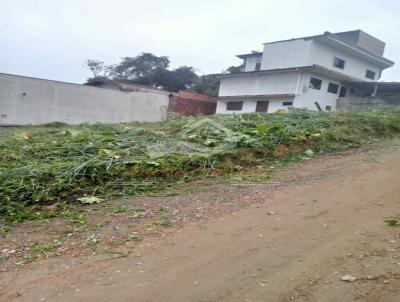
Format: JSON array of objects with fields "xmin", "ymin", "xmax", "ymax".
[
  {"xmin": 191, "ymin": 74, "xmax": 220, "ymax": 96},
  {"xmin": 111, "ymin": 53, "xmax": 170, "ymax": 82},
  {"xmin": 85, "ymin": 60, "xmax": 105, "ymax": 78},
  {"xmin": 85, "ymin": 53, "xmax": 245, "ymax": 95},
  {"xmin": 86, "ymin": 53, "xmax": 198, "ymax": 92},
  {"xmin": 226, "ymin": 65, "xmax": 244, "ymax": 74},
  {"xmin": 191, "ymin": 64, "xmax": 243, "ymax": 96},
  {"xmin": 165, "ymin": 66, "xmax": 198, "ymax": 91}
]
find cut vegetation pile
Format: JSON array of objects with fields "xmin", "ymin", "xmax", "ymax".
[{"xmin": 1, "ymin": 110, "xmax": 400, "ymax": 222}]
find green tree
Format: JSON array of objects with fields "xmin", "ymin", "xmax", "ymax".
[
  {"xmin": 85, "ymin": 59, "xmax": 105, "ymax": 78},
  {"xmin": 86, "ymin": 53, "xmax": 198, "ymax": 92},
  {"xmin": 191, "ymin": 74, "xmax": 220, "ymax": 96},
  {"xmin": 226, "ymin": 64, "xmax": 244, "ymax": 74},
  {"xmin": 111, "ymin": 53, "xmax": 170, "ymax": 83},
  {"xmin": 162, "ymin": 66, "xmax": 198, "ymax": 91},
  {"xmin": 85, "ymin": 53, "xmax": 246, "ymax": 95}
]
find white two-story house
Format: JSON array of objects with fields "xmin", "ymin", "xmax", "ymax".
[{"xmin": 216, "ymin": 30, "xmax": 394, "ymax": 113}]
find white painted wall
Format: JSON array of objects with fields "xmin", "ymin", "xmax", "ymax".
[
  {"xmin": 216, "ymin": 99, "xmax": 294, "ymax": 114},
  {"xmin": 293, "ymin": 72, "xmax": 341, "ymax": 111},
  {"xmin": 244, "ymin": 55, "xmax": 262, "ymax": 72},
  {"xmin": 309, "ymin": 41, "xmax": 381, "ymax": 81},
  {"xmin": 218, "ymin": 71, "xmax": 299, "ymax": 97},
  {"xmin": 260, "ymin": 39, "xmax": 382, "ymax": 81},
  {"xmin": 268, "ymin": 100, "xmax": 293, "ymax": 112},
  {"xmin": 216, "ymin": 100, "xmax": 257, "ymax": 114},
  {"xmin": 261, "ymin": 39, "xmax": 313, "ymax": 70},
  {"xmin": 216, "ymin": 71, "xmax": 348, "ymax": 114},
  {"xmin": 0, "ymin": 73, "xmax": 169, "ymax": 125}
]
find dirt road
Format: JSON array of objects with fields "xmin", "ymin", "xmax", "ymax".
[{"xmin": 2, "ymin": 141, "xmax": 400, "ymax": 302}]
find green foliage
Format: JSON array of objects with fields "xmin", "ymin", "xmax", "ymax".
[
  {"xmin": 62, "ymin": 210, "xmax": 87, "ymax": 224},
  {"xmin": 386, "ymin": 218, "xmax": 400, "ymax": 226},
  {"xmin": 30, "ymin": 242, "xmax": 57, "ymax": 255},
  {"xmin": 85, "ymin": 59, "xmax": 105, "ymax": 78},
  {"xmin": 87, "ymin": 234, "xmax": 100, "ymax": 246},
  {"xmin": 225, "ymin": 64, "xmax": 244, "ymax": 74},
  {"xmin": 154, "ymin": 66, "xmax": 198, "ymax": 92},
  {"xmin": 191, "ymin": 73, "xmax": 220, "ymax": 96},
  {"xmin": 1, "ymin": 110, "xmax": 400, "ymax": 222},
  {"xmin": 191, "ymin": 65, "xmax": 245, "ymax": 96},
  {"xmin": 0, "ymin": 225, "xmax": 12, "ymax": 233},
  {"xmin": 77, "ymin": 196, "xmax": 104, "ymax": 204},
  {"xmin": 159, "ymin": 206, "xmax": 169, "ymax": 214},
  {"xmin": 112, "ymin": 53, "xmax": 170, "ymax": 81},
  {"xmin": 128, "ymin": 235, "xmax": 142, "ymax": 241},
  {"xmin": 85, "ymin": 53, "xmax": 198, "ymax": 92},
  {"xmin": 84, "ymin": 53, "xmax": 249, "ymax": 95},
  {"xmin": 24, "ymin": 241, "xmax": 62, "ymax": 263},
  {"xmin": 146, "ymin": 219, "xmax": 173, "ymax": 229}
]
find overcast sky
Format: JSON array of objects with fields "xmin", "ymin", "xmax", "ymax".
[{"xmin": 1, "ymin": 0, "xmax": 399, "ymax": 83}]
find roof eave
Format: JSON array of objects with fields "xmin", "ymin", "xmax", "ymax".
[
  {"xmin": 218, "ymin": 64, "xmax": 368, "ymax": 83},
  {"xmin": 262, "ymin": 34, "xmax": 323, "ymax": 45},
  {"xmin": 218, "ymin": 94, "xmax": 295, "ymax": 100},
  {"xmin": 218, "ymin": 66, "xmax": 313, "ymax": 79},
  {"xmin": 236, "ymin": 52, "xmax": 263, "ymax": 59}
]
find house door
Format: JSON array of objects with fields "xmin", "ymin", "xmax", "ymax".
[
  {"xmin": 256, "ymin": 101, "xmax": 269, "ymax": 112},
  {"xmin": 339, "ymin": 86, "xmax": 348, "ymax": 97}
]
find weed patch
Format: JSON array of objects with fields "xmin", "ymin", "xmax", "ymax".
[
  {"xmin": 1, "ymin": 109, "xmax": 400, "ymax": 222},
  {"xmin": 386, "ymin": 218, "xmax": 400, "ymax": 227}
]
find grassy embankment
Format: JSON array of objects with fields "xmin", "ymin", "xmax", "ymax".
[{"xmin": 1, "ymin": 109, "xmax": 400, "ymax": 223}]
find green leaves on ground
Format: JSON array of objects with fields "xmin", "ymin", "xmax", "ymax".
[
  {"xmin": 386, "ymin": 218, "xmax": 400, "ymax": 227},
  {"xmin": 1, "ymin": 109, "xmax": 400, "ymax": 222},
  {"xmin": 77, "ymin": 196, "xmax": 104, "ymax": 204}
]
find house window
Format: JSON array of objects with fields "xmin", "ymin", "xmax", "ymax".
[
  {"xmin": 366, "ymin": 70, "xmax": 376, "ymax": 80},
  {"xmin": 309, "ymin": 77, "xmax": 322, "ymax": 90},
  {"xmin": 333, "ymin": 57, "xmax": 345, "ymax": 69},
  {"xmin": 327, "ymin": 83, "xmax": 339, "ymax": 94},
  {"xmin": 255, "ymin": 62, "xmax": 261, "ymax": 71},
  {"xmin": 226, "ymin": 101, "xmax": 243, "ymax": 111},
  {"xmin": 282, "ymin": 101, "xmax": 293, "ymax": 106}
]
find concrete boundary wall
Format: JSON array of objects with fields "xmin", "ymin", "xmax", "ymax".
[
  {"xmin": 337, "ymin": 96, "xmax": 400, "ymax": 110},
  {"xmin": 0, "ymin": 73, "xmax": 169, "ymax": 125}
]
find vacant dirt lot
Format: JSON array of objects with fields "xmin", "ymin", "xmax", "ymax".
[{"xmin": 1, "ymin": 140, "xmax": 400, "ymax": 302}]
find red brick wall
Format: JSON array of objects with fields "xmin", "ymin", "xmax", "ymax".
[{"xmin": 168, "ymin": 91, "xmax": 216, "ymax": 116}]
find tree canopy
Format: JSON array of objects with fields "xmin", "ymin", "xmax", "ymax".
[
  {"xmin": 84, "ymin": 52, "xmax": 243, "ymax": 95},
  {"xmin": 111, "ymin": 53, "xmax": 170, "ymax": 82},
  {"xmin": 85, "ymin": 60, "xmax": 105, "ymax": 78}
]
